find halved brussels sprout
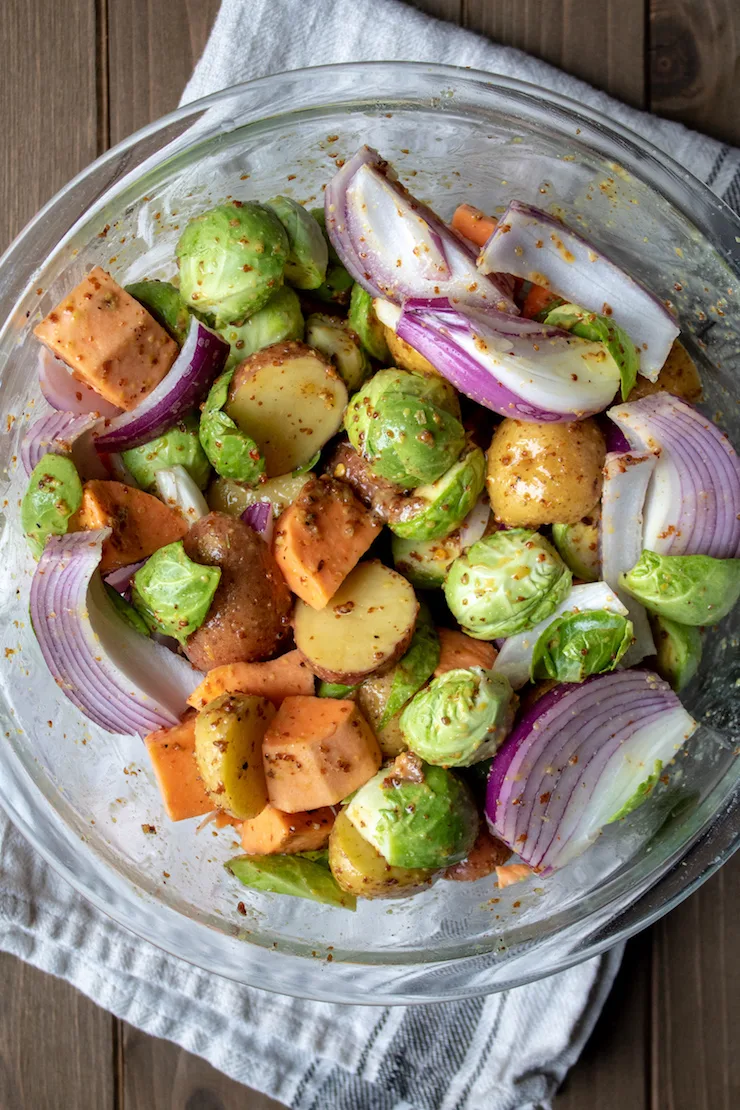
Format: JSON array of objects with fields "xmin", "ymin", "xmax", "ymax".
[
  {"xmin": 545, "ymin": 302, "xmax": 639, "ymax": 401},
  {"xmin": 391, "ymin": 496, "xmax": 490, "ymax": 589},
  {"xmin": 104, "ymin": 583, "xmax": 150, "ymax": 638},
  {"xmin": 348, "ymin": 284, "xmax": 390, "ymax": 363},
  {"xmin": 229, "ymin": 851, "xmax": 356, "ymax": 909},
  {"xmin": 121, "ymin": 414, "xmax": 211, "ymax": 491},
  {"xmin": 551, "ymin": 507, "xmax": 601, "ymax": 582},
  {"xmin": 199, "ymin": 369, "xmax": 265, "ymax": 485},
  {"xmin": 207, "ymin": 471, "xmax": 311, "ymax": 517},
  {"xmin": 131, "ymin": 540, "xmax": 221, "ymax": 643},
  {"xmin": 444, "ymin": 529, "xmax": 573, "ymax": 640},
  {"xmin": 220, "ymin": 287, "xmax": 304, "ymax": 371},
  {"xmin": 125, "ymin": 280, "xmax": 193, "ymax": 345},
  {"xmin": 530, "ymin": 609, "xmax": 634, "ymax": 683},
  {"xmin": 387, "ymin": 442, "xmax": 486, "ymax": 543},
  {"xmin": 266, "ymin": 196, "xmax": 329, "ymax": 290},
  {"xmin": 621, "ymin": 549, "xmax": 740, "ymax": 626},
  {"xmin": 21, "ymin": 453, "xmax": 82, "ymax": 558},
  {"xmin": 305, "ymin": 312, "xmax": 370, "ymax": 392},
  {"xmin": 650, "ymin": 614, "xmax": 702, "ymax": 691}
]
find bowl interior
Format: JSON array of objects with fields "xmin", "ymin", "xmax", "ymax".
[{"xmin": 0, "ymin": 65, "xmax": 738, "ymax": 1002}]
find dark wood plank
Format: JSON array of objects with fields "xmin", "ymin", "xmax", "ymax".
[
  {"xmin": 409, "ymin": 0, "xmax": 463, "ymax": 19},
  {"xmin": 649, "ymin": 0, "xmax": 740, "ymax": 143}
]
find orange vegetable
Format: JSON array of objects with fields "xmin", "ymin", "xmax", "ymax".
[
  {"xmin": 495, "ymin": 863, "xmax": 533, "ymax": 888},
  {"xmin": 273, "ymin": 476, "xmax": 381, "ymax": 609},
  {"xmin": 434, "ymin": 628, "xmax": 497, "ymax": 677},
  {"xmin": 145, "ymin": 713, "xmax": 212, "ymax": 822},
  {"xmin": 520, "ymin": 283, "xmax": 561, "ymax": 321},
  {"xmin": 69, "ymin": 479, "xmax": 188, "ymax": 572},
  {"xmin": 187, "ymin": 650, "xmax": 315, "ymax": 710},
  {"xmin": 240, "ymin": 803, "xmax": 335, "ymax": 855},
  {"xmin": 34, "ymin": 267, "xmax": 178, "ymax": 411},
  {"xmin": 263, "ymin": 696, "xmax": 382, "ymax": 812},
  {"xmin": 451, "ymin": 204, "xmax": 498, "ymax": 248}
]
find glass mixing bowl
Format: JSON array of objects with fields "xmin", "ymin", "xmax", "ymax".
[{"xmin": 0, "ymin": 63, "xmax": 738, "ymax": 1005}]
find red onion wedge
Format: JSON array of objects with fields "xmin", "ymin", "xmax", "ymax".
[
  {"xmin": 95, "ymin": 320, "xmax": 228, "ymax": 453},
  {"xmin": 104, "ymin": 559, "xmax": 147, "ymax": 597},
  {"xmin": 21, "ymin": 410, "xmax": 108, "ymax": 479},
  {"xmin": 492, "ymin": 581, "xmax": 628, "ymax": 689},
  {"xmin": 477, "ymin": 201, "xmax": 679, "ymax": 381},
  {"xmin": 486, "ymin": 670, "xmax": 697, "ymax": 873},
  {"xmin": 38, "ymin": 348, "xmax": 121, "ymax": 417},
  {"xmin": 395, "ymin": 298, "xmax": 621, "ymax": 421},
  {"xmin": 324, "ymin": 147, "xmax": 517, "ymax": 314},
  {"xmin": 241, "ymin": 501, "xmax": 274, "ymax": 544},
  {"xmin": 30, "ymin": 530, "xmax": 201, "ymax": 736},
  {"xmin": 601, "ymin": 451, "xmax": 657, "ymax": 666},
  {"xmin": 154, "ymin": 465, "xmax": 208, "ymax": 526},
  {"xmin": 608, "ymin": 393, "xmax": 740, "ymax": 558}
]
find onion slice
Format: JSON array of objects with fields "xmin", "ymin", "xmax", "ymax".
[
  {"xmin": 241, "ymin": 501, "xmax": 274, "ymax": 544},
  {"xmin": 30, "ymin": 530, "xmax": 201, "ymax": 735},
  {"xmin": 395, "ymin": 298, "xmax": 621, "ymax": 421},
  {"xmin": 154, "ymin": 465, "xmax": 208, "ymax": 525},
  {"xmin": 492, "ymin": 581, "xmax": 628, "ymax": 689},
  {"xmin": 325, "ymin": 147, "xmax": 517, "ymax": 313},
  {"xmin": 477, "ymin": 201, "xmax": 679, "ymax": 381},
  {"xmin": 38, "ymin": 347, "xmax": 121, "ymax": 417},
  {"xmin": 21, "ymin": 410, "xmax": 107, "ymax": 479},
  {"xmin": 608, "ymin": 393, "xmax": 740, "ymax": 559},
  {"xmin": 486, "ymin": 670, "xmax": 697, "ymax": 873},
  {"xmin": 95, "ymin": 320, "xmax": 229, "ymax": 453}
]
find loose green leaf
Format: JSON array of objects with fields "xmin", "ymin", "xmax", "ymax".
[
  {"xmin": 103, "ymin": 583, "xmax": 151, "ymax": 637},
  {"xmin": 531, "ymin": 609, "xmax": 634, "ymax": 683},
  {"xmin": 379, "ymin": 605, "xmax": 440, "ymax": 729},
  {"xmin": 199, "ymin": 369, "xmax": 265, "ymax": 484},
  {"xmin": 317, "ymin": 680, "xmax": 358, "ymax": 699},
  {"xmin": 21, "ymin": 453, "xmax": 83, "ymax": 558},
  {"xmin": 608, "ymin": 760, "xmax": 663, "ymax": 822},
  {"xmin": 650, "ymin": 613, "xmax": 702, "ymax": 691},
  {"xmin": 621, "ymin": 549, "xmax": 740, "ymax": 626},
  {"xmin": 131, "ymin": 541, "xmax": 220, "ymax": 643},
  {"xmin": 545, "ymin": 302, "xmax": 639, "ymax": 401},
  {"xmin": 121, "ymin": 413, "xmax": 211, "ymax": 490},
  {"xmin": 124, "ymin": 280, "xmax": 193, "ymax": 345},
  {"xmin": 227, "ymin": 854, "xmax": 356, "ymax": 910},
  {"xmin": 292, "ymin": 451, "xmax": 321, "ymax": 478},
  {"xmin": 348, "ymin": 284, "xmax": 391, "ymax": 363}
]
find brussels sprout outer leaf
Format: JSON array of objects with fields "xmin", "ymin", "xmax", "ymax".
[
  {"xmin": 607, "ymin": 760, "xmax": 663, "ymax": 823},
  {"xmin": 220, "ymin": 287, "xmax": 304, "ymax": 371},
  {"xmin": 103, "ymin": 582, "xmax": 151, "ymax": 638},
  {"xmin": 379, "ymin": 606, "xmax": 440, "ymax": 729},
  {"xmin": 121, "ymin": 413, "xmax": 211, "ymax": 490},
  {"xmin": 621, "ymin": 549, "xmax": 740, "ymax": 625},
  {"xmin": 551, "ymin": 511, "xmax": 601, "ymax": 583},
  {"xmin": 650, "ymin": 614, "xmax": 702, "ymax": 691},
  {"xmin": 530, "ymin": 609, "xmax": 633, "ymax": 683},
  {"xmin": 124, "ymin": 280, "xmax": 193, "ymax": 346},
  {"xmin": 21, "ymin": 453, "xmax": 83, "ymax": 558},
  {"xmin": 317, "ymin": 680, "xmax": 358, "ymax": 699},
  {"xmin": 199, "ymin": 369, "xmax": 265, "ymax": 484},
  {"xmin": 313, "ymin": 262, "xmax": 354, "ymax": 306},
  {"xmin": 545, "ymin": 303, "xmax": 639, "ymax": 401},
  {"xmin": 348, "ymin": 284, "xmax": 391, "ymax": 362},
  {"xmin": 131, "ymin": 541, "xmax": 221, "ymax": 643},
  {"xmin": 227, "ymin": 854, "xmax": 356, "ymax": 910},
  {"xmin": 388, "ymin": 444, "xmax": 486, "ymax": 543},
  {"xmin": 266, "ymin": 196, "xmax": 328, "ymax": 290},
  {"xmin": 292, "ymin": 451, "xmax": 321, "ymax": 477}
]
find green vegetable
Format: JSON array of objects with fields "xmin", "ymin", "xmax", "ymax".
[
  {"xmin": 227, "ymin": 854, "xmax": 356, "ymax": 910},
  {"xmin": 608, "ymin": 760, "xmax": 663, "ymax": 823},
  {"xmin": 345, "ymin": 368, "xmax": 465, "ymax": 488},
  {"xmin": 104, "ymin": 583, "xmax": 151, "ymax": 638},
  {"xmin": 620, "ymin": 549, "xmax": 740, "ymax": 626},
  {"xmin": 392, "ymin": 499, "xmax": 487, "ymax": 589},
  {"xmin": 545, "ymin": 302, "xmax": 639, "ymax": 401},
  {"xmin": 650, "ymin": 614, "xmax": 702, "ymax": 691},
  {"xmin": 207, "ymin": 471, "xmax": 311, "ymax": 517},
  {"xmin": 176, "ymin": 202, "xmax": 289, "ymax": 326},
  {"xmin": 348, "ymin": 284, "xmax": 390, "ymax": 363},
  {"xmin": 292, "ymin": 452, "xmax": 320, "ymax": 477},
  {"xmin": 400, "ymin": 667, "xmax": 516, "ymax": 767},
  {"xmin": 530, "ymin": 609, "xmax": 633, "ymax": 683},
  {"xmin": 305, "ymin": 312, "xmax": 370, "ymax": 392},
  {"xmin": 21, "ymin": 454, "xmax": 83, "ymax": 558},
  {"xmin": 346, "ymin": 754, "xmax": 478, "ymax": 870},
  {"xmin": 131, "ymin": 541, "xmax": 221, "ymax": 643},
  {"xmin": 551, "ymin": 507, "xmax": 601, "ymax": 583},
  {"xmin": 379, "ymin": 604, "xmax": 440, "ymax": 729},
  {"xmin": 388, "ymin": 442, "xmax": 486, "ymax": 543},
  {"xmin": 121, "ymin": 414, "xmax": 211, "ymax": 490},
  {"xmin": 199, "ymin": 369, "xmax": 265, "ymax": 484},
  {"xmin": 317, "ymin": 680, "xmax": 358, "ymax": 699},
  {"xmin": 265, "ymin": 196, "xmax": 328, "ymax": 290},
  {"xmin": 124, "ymin": 280, "xmax": 193, "ymax": 345},
  {"xmin": 220, "ymin": 287, "xmax": 304, "ymax": 371},
  {"xmin": 444, "ymin": 529, "xmax": 572, "ymax": 640},
  {"xmin": 309, "ymin": 208, "xmax": 353, "ymax": 305}
]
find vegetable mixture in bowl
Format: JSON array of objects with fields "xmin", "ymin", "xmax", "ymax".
[{"xmin": 18, "ymin": 141, "xmax": 739, "ymax": 915}]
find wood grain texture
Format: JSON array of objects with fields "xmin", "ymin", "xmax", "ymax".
[{"xmin": 649, "ymin": 0, "xmax": 740, "ymax": 144}]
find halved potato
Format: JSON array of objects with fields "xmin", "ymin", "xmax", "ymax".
[
  {"xmin": 328, "ymin": 810, "xmax": 435, "ymax": 899},
  {"xmin": 293, "ymin": 560, "xmax": 419, "ymax": 684},
  {"xmin": 355, "ymin": 672, "xmax": 407, "ymax": 758},
  {"xmin": 226, "ymin": 340, "xmax": 348, "ymax": 475},
  {"xmin": 194, "ymin": 692, "xmax": 275, "ymax": 819}
]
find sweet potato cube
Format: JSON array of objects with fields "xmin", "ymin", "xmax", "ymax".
[
  {"xmin": 70, "ymin": 479, "xmax": 188, "ymax": 572},
  {"xmin": 434, "ymin": 628, "xmax": 497, "ymax": 677},
  {"xmin": 273, "ymin": 477, "xmax": 381, "ymax": 609},
  {"xmin": 34, "ymin": 266, "xmax": 178, "ymax": 411},
  {"xmin": 262, "ymin": 696, "xmax": 381, "ymax": 812},
  {"xmin": 240, "ymin": 803, "xmax": 335, "ymax": 855},
  {"xmin": 145, "ymin": 713, "xmax": 212, "ymax": 822},
  {"xmin": 187, "ymin": 651, "xmax": 315, "ymax": 711}
]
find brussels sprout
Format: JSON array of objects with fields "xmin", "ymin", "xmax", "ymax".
[
  {"xmin": 207, "ymin": 471, "xmax": 311, "ymax": 517},
  {"xmin": 400, "ymin": 667, "xmax": 516, "ymax": 767},
  {"xmin": 444, "ymin": 530, "xmax": 572, "ymax": 640},
  {"xmin": 124, "ymin": 280, "xmax": 193, "ymax": 345},
  {"xmin": 305, "ymin": 312, "xmax": 370, "ymax": 392},
  {"xmin": 388, "ymin": 442, "xmax": 486, "ymax": 543},
  {"xmin": 121, "ymin": 414, "xmax": 211, "ymax": 491},
  {"xmin": 355, "ymin": 675, "xmax": 407, "ymax": 758},
  {"xmin": 176, "ymin": 202, "xmax": 289, "ymax": 326},
  {"xmin": 348, "ymin": 284, "xmax": 391, "ymax": 363},
  {"xmin": 220, "ymin": 287, "xmax": 304, "ymax": 371},
  {"xmin": 318, "ymin": 680, "xmax": 358, "ymax": 699},
  {"xmin": 21, "ymin": 453, "xmax": 83, "ymax": 558},
  {"xmin": 227, "ymin": 853, "xmax": 356, "ymax": 910},
  {"xmin": 392, "ymin": 496, "xmax": 490, "ymax": 589},
  {"xmin": 545, "ymin": 303, "xmax": 639, "ymax": 401},
  {"xmin": 104, "ymin": 583, "xmax": 151, "ymax": 638},
  {"xmin": 650, "ymin": 614, "xmax": 702, "ymax": 692},
  {"xmin": 345, "ymin": 369, "xmax": 465, "ymax": 488},
  {"xmin": 265, "ymin": 196, "xmax": 328, "ymax": 290},
  {"xmin": 346, "ymin": 752, "xmax": 478, "ymax": 870},
  {"xmin": 621, "ymin": 549, "xmax": 740, "ymax": 626},
  {"xmin": 530, "ymin": 609, "xmax": 634, "ymax": 683},
  {"xmin": 551, "ymin": 507, "xmax": 601, "ymax": 583},
  {"xmin": 328, "ymin": 810, "xmax": 434, "ymax": 899},
  {"xmin": 131, "ymin": 540, "xmax": 221, "ymax": 643},
  {"xmin": 199, "ymin": 369, "xmax": 265, "ymax": 485},
  {"xmin": 309, "ymin": 207, "xmax": 354, "ymax": 305}
]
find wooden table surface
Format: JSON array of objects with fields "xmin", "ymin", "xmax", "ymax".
[{"xmin": 1, "ymin": 2, "xmax": 738, "ymax": 1107}]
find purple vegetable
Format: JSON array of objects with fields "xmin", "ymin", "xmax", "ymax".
[
  {"xmin": 104, "ymin": 560, "xmax": 147, "ymax": 596},
  {"xmin": 241, "ymin": 501, "xmax": 274, "ymax": 544},
  {"xmin": 21, "ymin": 410, "xmax": 107, "ymax": 479},
  {"xmin": 38, "ymin": 347, "xmax": 121, "ymax": 417}
]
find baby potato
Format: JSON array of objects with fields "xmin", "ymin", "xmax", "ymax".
[
  {"xmin": 486, "ymin": 417, "xmax": 605, "ymax": 527},
  {"xmin": 628, "ymin": 340, "xmax": 702, "ymax": 404},
  {"xmin": 384, "ymin": 326, "xmax": 438, "ymax": 377},
  {"xmin": 194, "ymin": 693, "xmax": 275, "ymax": 819},
  {"xmin": 328, "ymin": 810, "xmax": 435, "ymax": 899},
  {"xmin": 355, "ymin": 672, "xmax": 407, "ymax": 758}
]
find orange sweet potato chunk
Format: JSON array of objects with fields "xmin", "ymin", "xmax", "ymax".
[
  {"xmin": 434, "ymin": 628, "xmax": 497, "ymax": 677},
  {"xmin": 240, "ymin": 803, "xmax": 335, "ymax": 855},
  {"xmin": 34, "ymin": 267, "xmax": 178, "ymax": 411},
  {"xmin": 272, "ymin": 477, "xmax": 381, "ymax": 609},
  {"xmin": 187, "ymin": 650, "xmax": 315, "ymax": 710},
  {"xmin": 145, "ymin": 713, "xmax": 212, "ymax": 822},
  {"xmin": 70, "ymin": 479, "xmax": 188, "ymax": 572},
  {"xmin": 262, "ymin": 695, "xmax": 381, "ymax": 812}
]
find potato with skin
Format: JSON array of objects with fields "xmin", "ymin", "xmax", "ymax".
[
  {"xmin": 628, "ymin": 340, "xmax": 702, "ymax": 403},
  {"xmin": 329, "ymin": 810, "xmax": 435, "ymax": 899},
  {"xmin": 194, "ymin": 693, "xmax": 275, "ymax": 820},
  {"xmin": 356, "ymin": 671, "xmax": 407, "ymax": 758},
  {"xmin": 183, "ymin": 512, "xmax": 292, "ymax": 670},
  {"xmin": 486, "ymin": 418, "xmax": 605, "ymax": 527},
  {"xmin": 383, "ymin": 326, "xmax": 439, "ymax": 378},
  {"xmin": 443, "ymin": 828, "xmax": 512, "ymax": 882},
  {"xmin": 327, "ymin": 441, "xmax": 407, "ymax": 524}
]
